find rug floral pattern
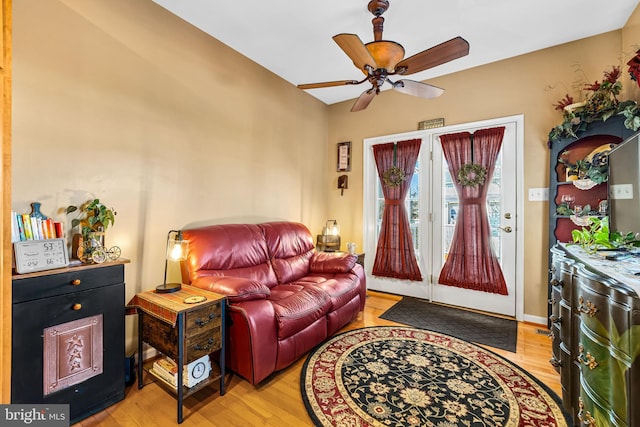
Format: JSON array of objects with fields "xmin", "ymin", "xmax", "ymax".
[{"xmin": 301, "ymin": 327, "xmax": 569, "ymax": 427}]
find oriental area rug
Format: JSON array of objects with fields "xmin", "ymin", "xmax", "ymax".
[
  {"xmin": 301, "ymin": 327, "xmax": 570, "ymax": 427},
  {"xmin": 379, "ymin": 297, "xmax": 518, "ymax": 352}
]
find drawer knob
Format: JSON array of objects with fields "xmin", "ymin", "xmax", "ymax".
[
  {"xmin": 549, "ymin": 314, "xmax": 561, "ymax": 325},
  {"xmin": 71, "ymin": 279, "xmax": 81, "ymax": 286},
  {"xmin": 550, "ymin": 279, "xmax": 562, "ymax": 287},
  {"xmin": 578, "ymin": 397, "xmax": 597, "ymax": 427},
  {"xmin": 577, "ymin": 344, "xmax": 599, "ymax": 370},
  {"xmin": 577, "ymin": 296, "xmax": 598, "ymax": 317},
  {"xmin": 549, "ymin": 356, "xmax": 561, "ymax": 367},
  {"xmin": 195, "ymin": 313, "xmax": 216, "ymax": 327},
  {"xmin": 72, "ymin": 303, "xmax": 82, "ymax": 311},
  {"xmin": 194, "ymin": 337, "xmax": 214, "ymax": 351}
]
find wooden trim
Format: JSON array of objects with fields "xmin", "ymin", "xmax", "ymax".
[{"xmin": 1, "ymin": 0, "xmax": 11, "ymax": 404}]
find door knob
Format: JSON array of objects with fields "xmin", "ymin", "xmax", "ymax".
[{"xmin": 500, "ymin": 226, "xmax": 513, "ymax": 233}]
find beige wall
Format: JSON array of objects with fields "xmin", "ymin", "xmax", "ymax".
[
  {"xmin": 12, "ymin": 0, "xmax": 640, "ymax": 340},
  {"xmin": 12, "ymin": 0, "xmax": 329, "ymax": 351},
  {"xmin": 326, "ymin": 29, "xmax": 640, "ymax": 320}
]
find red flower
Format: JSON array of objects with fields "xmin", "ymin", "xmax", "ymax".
[
  {"xmin": 553, "ymin": 94, "xmax": 574, "ymax": 111},
  {"xmin": 584, "ymin": 81, "xmax": 601, "ymax": 92},
  {"xmin": 627, "ymin": 50, "xmax": 640, "ymax": 86},
  {"xmin": 603, "ymin": 66, "xmax": 621, "ymax": 84}
]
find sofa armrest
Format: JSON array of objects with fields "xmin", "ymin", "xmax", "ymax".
[
  {"xmin": 191, "ymin": 276, "xmax": 271, "ymax": 303},
  {"xmin": 309, "ymin": 252, "xmax": 357, "ymax": 274}
]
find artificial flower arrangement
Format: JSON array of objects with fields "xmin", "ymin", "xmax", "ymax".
[{"xmin": 548, "ymin": 65, "xmax": 640, "ymax": 145}]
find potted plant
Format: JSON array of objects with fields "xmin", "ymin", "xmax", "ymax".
[
  {"xmin": 571, "ymin": 216, "xmax": 640, "ymax": 254},
  {"xmin": 66, "ymin": 199, "xmax": 116, "ymax": 260},
  {"xmin": 548, "ymin": 66, "xmax": 640, "ymax": 145}
]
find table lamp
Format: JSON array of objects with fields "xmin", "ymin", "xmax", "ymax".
[{"xmin": 156, "ymin": 229, "xmax": 189, "ymax": 293}]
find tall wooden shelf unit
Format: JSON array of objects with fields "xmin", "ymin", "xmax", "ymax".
[{"xmin": 547, "ymin": 115, "xmax": 635, "ymax": 319}]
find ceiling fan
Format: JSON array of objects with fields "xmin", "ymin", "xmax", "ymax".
[{"xmin": 297, "ymin": 0, "xmax": 470, "ymax": 112}]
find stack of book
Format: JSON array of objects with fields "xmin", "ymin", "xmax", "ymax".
[
  {"xmin": 150, "ymin": 355, "xmax": 211, "ymax": 389},
  {"xmin": 11, "ymin": 210, "xmax": 63, "ymax": 242}
]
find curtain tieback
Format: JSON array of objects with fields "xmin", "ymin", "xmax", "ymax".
[
  {"xmin": 461, "ymin": 197, "xmax": 484, "ymax": 205},
  {"xmin": 384, "ymin": 200, "xmax": 402, "ymax": 205}
]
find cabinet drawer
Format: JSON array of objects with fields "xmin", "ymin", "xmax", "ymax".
[
  {"xmin": 13, "ymin": 264, "xmax": 125, "ymax": 303},
  {"xmin": 141, "ymin": 306, "xmax": 222, "ymax": 364},
  {"xmin": 185, "ymin": 302, "xmax": 222, "ymax": 333},
  {"xmin": 185, "ymin": 326, "xmax": 222, "ymax": 362},
  {"xmin": 578, "ymin": 327, "xmax": 630, "ymax": 425},
  {"xmin": 575, "ymin": 271, "xmax": 634, "ymax": 356},
  {"xmin": 550, "ymin": 254, "xmax": 574, "ymax": 302}
]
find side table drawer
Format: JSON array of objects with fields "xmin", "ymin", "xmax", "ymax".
[
  {"xmin": 186, "ymin": 326, "xmax": 222, "ymax": 362},
  {"xmin": 186, "ymin": 302, "xmax": 222, "ymax": 332},
  {"xmin": 141, "ymin": 304, "xmax": 223, "ymax": 364}
]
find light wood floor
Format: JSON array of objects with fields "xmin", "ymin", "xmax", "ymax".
[{"xmin": 77, "ymin": 292, "xmax": 560, "ymax": 426}]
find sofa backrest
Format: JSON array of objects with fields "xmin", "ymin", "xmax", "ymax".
[
  {"xmin": 260, "ymin": 221, "xmax": 315, "ymax": 284},
  {"xmin": 181, "ymin": 223, "xmax": 279, "ymax": 287}
]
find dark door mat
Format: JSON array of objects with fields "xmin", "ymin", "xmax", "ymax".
[{"xmin": 379, "ymin": 297, "xmax": 517, "ymax": 352}]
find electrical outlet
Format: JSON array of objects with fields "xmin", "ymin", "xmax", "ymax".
[
  {"xmin": 610, "ymin": 183, "xmax": 633, "ymax": 199},
  {"xmin": 528, "ymin": 187, "xmax": 549, "ymax": 201}
]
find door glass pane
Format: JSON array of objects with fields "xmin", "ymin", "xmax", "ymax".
[
  {"xmin": 376, "ymin": 161, "xmax": 422, "ymax": 262},
  {"xmin": 441, "ymin": 152, "xmax": 503, "ymax": 262}
]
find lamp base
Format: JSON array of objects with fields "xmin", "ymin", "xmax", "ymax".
[{"xmin": 155, "ymin": 282, "xmax": 181, "ymax": 293}]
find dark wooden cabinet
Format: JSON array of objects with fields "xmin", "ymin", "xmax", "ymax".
[
  {"xmin": 549, "ymin": 245, "xmax": 639, "ymax": 426},
  {"xmin": 11, "ymin": 261, "xmax": 128, "ymax": 424},
  {"xmin": 548, "ymin": 116, "xmax": 635, "ymax": 324}
]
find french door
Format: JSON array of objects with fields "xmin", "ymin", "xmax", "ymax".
[{"xmin": 363, "ymin": 115, "xmax": 523, "ymax": 318}]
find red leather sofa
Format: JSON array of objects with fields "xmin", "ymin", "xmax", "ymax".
[{"xmin": 180, "ymin": 221, "xmax": 366, "ymax": 384}]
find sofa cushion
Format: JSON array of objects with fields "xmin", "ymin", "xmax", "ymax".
[
  {"xmin": 269, "ymin": 285, "xmax": 331, "ymax": 339},
  {"xmin": 309, "ymin": 252, "xmax": 357, "ymax": 274},
  {"xmin": 183, "ymin": 224, "xmax": 279, "ymax": 287},
  {"xmin": 191, "ymin": 276, "xmax": 270, "ymax": 303},
  {"xmin": 261, "ymin": 222, "xmax": 315, "ymax": 284}
]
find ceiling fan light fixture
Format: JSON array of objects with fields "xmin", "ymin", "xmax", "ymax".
[{"xmin": 365, "ymin": 40, "xmax": 404, "ymax": 71}]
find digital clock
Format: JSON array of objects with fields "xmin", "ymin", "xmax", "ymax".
[{"xmin": 14, "ymin": 238, "xmax": 69, "ymax": 274}]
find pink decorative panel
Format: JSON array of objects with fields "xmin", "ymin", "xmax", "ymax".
[{"xmin": 43, "ymin": 314, "xmax": 104, "ymax": 396}]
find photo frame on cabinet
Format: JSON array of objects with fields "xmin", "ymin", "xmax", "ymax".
[{"xmin": 337, "ymin": 142, "xmax": 351, "ymax": 172}]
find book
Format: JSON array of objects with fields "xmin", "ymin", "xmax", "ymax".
[
  {"xmin": 30, "ymin": 216, "xmax": 40, "ymax": 240},
  {"xmin": 22, "ymin": 214, "xmax": 33, "ymax": 240},
  {"xmin": 16, "ymin": 214, "xmax": 25, "ymax": 241},
  {"xmin": 11, "ymin": 211, "xmax": 19, "ymax": 242}
]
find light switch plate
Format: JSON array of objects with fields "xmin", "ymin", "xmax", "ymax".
[{"xmin": 528, "ymin": 187, "xmax": 549, "ymax": 201}]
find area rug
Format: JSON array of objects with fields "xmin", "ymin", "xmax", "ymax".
[
  {"xmin": 301, "ymin": 326, "xmax": 569, "ymax": 427},
  {"xmin": 379, "ymin": 297, "xmax": 518, "ymax": 352}
]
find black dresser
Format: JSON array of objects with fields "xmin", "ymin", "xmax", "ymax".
[{"xmin": 11, "ymin": 260, "xmax": 128, "ymax": 424}]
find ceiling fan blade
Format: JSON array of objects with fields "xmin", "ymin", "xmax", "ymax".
[
  {"xmin": 396, "ymin": 36, "xmax": 469, "ymax": 75},
  {"xmin": 393, "ymin": 79, "xmax": 444, "ymax": 99},
  {"xmin": 351, "ymin": 88, "xmax": 377, "ymax": 112},
  {"xmin": 297, "ymin": 80, "xmax": 360, "ymax": 90},
  {"xmin": 333, "ymin": 33, "xmax": 378, "ymax": 72}
]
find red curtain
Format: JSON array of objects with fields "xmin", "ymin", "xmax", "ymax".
[
  {"xmin": 372, "ymin": 139, "xmax": 422, "ymax": 281},
  {"xmin": 438, "ymin": 127, "xmax": 508, "ymax": 295}
]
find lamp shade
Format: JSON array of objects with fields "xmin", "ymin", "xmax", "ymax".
[{"xmin": 156, "ymin": 230, "xmax": 189, "ymax": 293}]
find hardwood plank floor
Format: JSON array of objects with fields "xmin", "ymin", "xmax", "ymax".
[{"xmin": 76, "ymin": 292, "xmax": 560, "ymax": 426}]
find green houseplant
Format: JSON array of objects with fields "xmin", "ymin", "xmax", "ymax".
[
  {"xmin": 548, "ymin": 66, "xmax": 640, "ymax": 145},
  {"xmin": 66, "ymin": 198, "xmax": 116, "ymax": 239},
  {"xmin": 571, "ymin": 216, "xmax": 640, "ymax": 254}
]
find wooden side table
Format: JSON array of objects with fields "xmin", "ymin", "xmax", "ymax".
[{"xmin": 127, "ymin": 286, "xmax": 226, "ymax": 424}]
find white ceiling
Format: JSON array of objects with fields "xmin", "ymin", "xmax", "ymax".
[{"xmin": 152, "ymin": 0, "xmax": 640, "ymax": 105}]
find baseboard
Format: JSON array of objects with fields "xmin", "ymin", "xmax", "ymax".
[{"xmin": 522, "ymin": 314, "xmax": 547, "ymax": 327}]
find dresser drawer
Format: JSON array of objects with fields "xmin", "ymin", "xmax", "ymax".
[
  {"xmin": 13, "ymin": 264, "xmax": 125, "ymax": 303},
  {"xmin": 578, "ymin": 326, "xmax": 631, "ymax": 424}
]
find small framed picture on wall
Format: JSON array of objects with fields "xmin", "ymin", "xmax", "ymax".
[{"xmin": 337, "ymin": 141, "xmax": 351, "ymax": 172}]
